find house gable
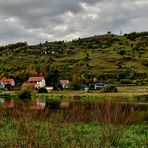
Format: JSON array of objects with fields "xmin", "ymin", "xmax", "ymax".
[
  {"xmin": 60, "ymin": 80, "xmax": 69, "ymax": 88},
  {"xmin": 28, "ymin": 76, "xmax": 46, "ymax": 89},
  {"xmin": 1, "ymin": 79, "xmax": 15, "ymax": 87}
]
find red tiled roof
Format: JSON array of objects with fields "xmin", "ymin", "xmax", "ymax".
[
  {"xmin": 60, "ymin": 80, "xmax": 69, "ymax": 85},
  {"xmin": 28, "ymin": 76, "xmax": 44, "ymax": 82},
  {"xmin": 1, "ymin": 79, "xmax": 14, "ymax": 84}
]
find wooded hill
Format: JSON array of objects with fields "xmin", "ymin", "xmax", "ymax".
[{"xmin": 0, "ymin": 32, "xmax": 148, "ymax": 87}]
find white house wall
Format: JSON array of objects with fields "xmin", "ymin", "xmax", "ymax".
[
  {"xmin": 37, "ymin": 79, "xmax": 46, "ymax": 88},
  {"xmin": 0, "ymin": 83, "xmax": 5, "ymax": 88},
  {"xmin": 12, "ymin": 81, "xmax": 15, "ymax": 86}
]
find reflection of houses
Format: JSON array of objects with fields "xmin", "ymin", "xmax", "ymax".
[
  {"xmin": 0, "ymin": 78, "xmax": 15, "ymax": 90},
  {"xmin": 28, "ymin": 76, "xmax": 46, "ymax": 89},
  {"xmin": 59, "ymin": 80, "xmax": 69, "ymax": 89},
  {"xmin": 4, "ymin": 99, "xmax": 14, "ymax": 109},
  {"xmin": 31, "ymin": 99, "xmax": 46, "ymax": 110},
  {"xmin": 0, "ymin": 99, "xmax": 14, "ymax": 109}
]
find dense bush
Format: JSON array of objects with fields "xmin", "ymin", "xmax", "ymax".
[
  {"xmin": 69, "ymin": 82, "xmax": 82, "ymax": 90},
  {"xmin": 38, "ymin": 87, "xmax": 48, "ymax": 93},
  {"xmin": 119, "ymin": 79, "xmax": 132, "ymax": 84},
  {"xmin": 100, "ymin": 85, "xmax": 118, "ymax": 92},
  {"xmin": 18, "ymin": 89, "xmax": 31, "ymax": 100},
  {"xmin": 117, "ymin": 49, "xmax": 125, "ymax": 55},
  {"xmin": 127, "ymin": 32, "xmax": 148, "ymax": 40}
]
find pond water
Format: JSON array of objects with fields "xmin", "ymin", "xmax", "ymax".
[
  {"xmin": 1, "ymin": 98, "xmax": 148, "ymax": 109},
  {"xmin": 0, "ymin": 98, "xmax": 147, "ymax": 124},
  {"xmin": 0, "ymin": 98, "xmax": 45, "ymax": 110}
]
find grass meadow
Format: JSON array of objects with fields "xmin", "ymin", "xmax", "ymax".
[
  {"xmin": 0, "ymin": 86, "xmax": 148, "ymax": 147},
  {"xmin": 0, "ymin": 97, "xmax": 148, "ymax": 147}
]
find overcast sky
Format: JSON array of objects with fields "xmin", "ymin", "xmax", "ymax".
[{"xmin": 0, "ymin": 0, "xmax": 148, "ymax": 45}]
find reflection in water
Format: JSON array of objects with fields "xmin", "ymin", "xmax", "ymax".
[
  {"xmin": 1, "ymin": 98, "xmax": 148, "ymax": 111},
  {"xmin": 0, "ymin": 98, "xmax": 46, "ymax": 110},
  {"xmin": 0, "ymin": 98, "xmax": 148, "ymax": 124},
  {"xmin": 4, "ymin": 99, "xmax": 14, "ymax": 109},
  {"xmin": 0, "ymin": 99, "xmax": 14, "ymax": 109},
  {"xmin": 31, "ymin": 98, "xmax": 46, "ymax": 110},
  {"xmin": 0, "ymin": 98, "xmax": 148, "ymax": 123}
]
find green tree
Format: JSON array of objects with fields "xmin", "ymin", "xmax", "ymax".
[
  {"xmin": 46, "ymin": 66, "xmax": 61, "ymax": 90},
  {"xmin": 38, "ymin": 87, "xmax": 48, "ymax": 93},
  {"xmin": 100, "ymin": 85, "xmax": 118, "ymax": 92},
  {"xmin": 69, "ymin": 82, "xmax": 81, "ymax": 90},
  {"xmin": 35, "ymin": 65, "xmax": 43, "ymax": 76}
]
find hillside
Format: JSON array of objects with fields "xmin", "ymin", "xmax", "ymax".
[{"xmin": 0, "ymin": 32, "xmax": 148, "ymax": 86}]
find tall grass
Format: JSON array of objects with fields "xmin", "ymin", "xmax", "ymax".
[{"xmin": 0, "ymin": 99, "xmax": 147, "ymax": 147}]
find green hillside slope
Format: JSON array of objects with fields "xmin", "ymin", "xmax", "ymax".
[{"xmin": 0, "ymin": 32, "xmax": 148, "ymax": 86}]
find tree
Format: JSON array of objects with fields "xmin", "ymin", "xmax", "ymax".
[
  {"xmin": 35, "ymin": 65, "xmax": 42, "ymax": 76},
  {"xmin": 107, "ymin": 31, "xmax": 111, "ymax": 35},
  {"xmin": 100, "ymin": 85, "xmax": 118, "ymax": 92},
  {"xmin": 46, "ymin": 66, "xmax": 61, "ymax": 90},
  {"xmin": 69, "ymin": 82, "xmax": 81, "ymax": 90},
  {"xmin": 117, "ymin": 49, "xmax": 125, "ymax": 55},
  {"xmin": 38, "ymin": 87, "xmax": 48, "ymax": 93}
]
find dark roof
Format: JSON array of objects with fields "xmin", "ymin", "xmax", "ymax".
[{"xmin": 28, "ymin": 76, "xmax": 44, "ymax": 82}]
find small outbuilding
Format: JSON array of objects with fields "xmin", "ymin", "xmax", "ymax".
[{"xmin": 59, "ymin": 80, "xmax": 69, "ymax": 89}]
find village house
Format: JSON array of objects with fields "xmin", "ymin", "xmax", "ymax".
[
  {"xmin": 0, "ymin": 78, "xmax": 15, "ymax": 90},
  {"xmin": 59, "ymin": 80, "xmax": 69, "ymax": 89},
  {"xmin": 28, "ymin": 76, "xmax": 46, "ymax": 89},
  {"xmin": 94, "ymin": 82, "xmax": 105, "ymax": 90},
  {"xmin": 89, "ymin": 82, "xmax": 105, "ymax": 90}
]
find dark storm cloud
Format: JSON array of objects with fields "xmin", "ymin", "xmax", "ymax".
[{"xmin": 0, "ymin": 0, "xmax": 148, "ymax": 44}]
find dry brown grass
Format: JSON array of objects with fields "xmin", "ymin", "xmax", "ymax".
[{"xmin": 0, "ymin": 99, "xmax": 139, "ymax": 147}]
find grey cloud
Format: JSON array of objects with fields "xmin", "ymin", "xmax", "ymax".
[
  {"xmin": 0, "ymin": 0, "xmax": 148, "ymax": 44},
  {"xmin": 80, "ymin": 0, "xmax": 101, "ymax": 4}
]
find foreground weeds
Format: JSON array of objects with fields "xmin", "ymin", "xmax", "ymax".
[{"xmin": 0, "ymin": 99, "xmax": 147, "ymax": 147}]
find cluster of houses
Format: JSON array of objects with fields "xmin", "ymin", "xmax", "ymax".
[
  {"xmin": 0, "ymin": 76, "xmax": 70, "ymax": 91},
  {"xmin": 0, "ymin": 76, "xmax": 106, "ymax": 92},
  {"xmin": 23, "ymin": 76, "xmax": 70, "ymax": 91}
]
